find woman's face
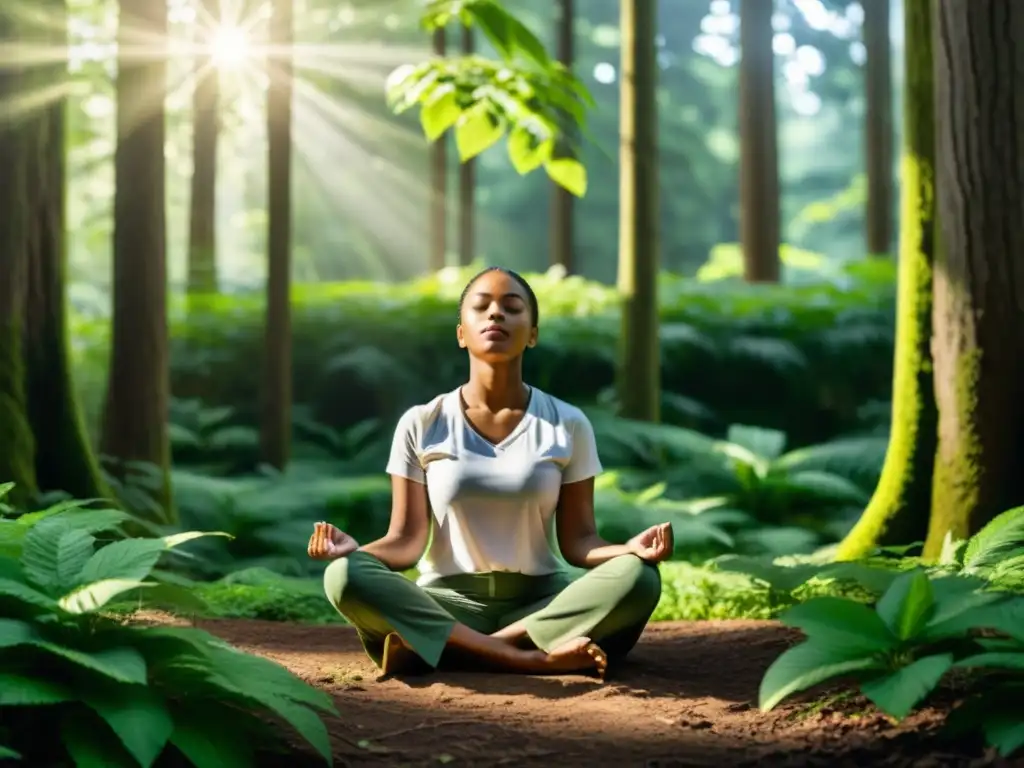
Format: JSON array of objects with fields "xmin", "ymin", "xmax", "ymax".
[{"xmin": 457, "ymin": 270, "xmax": 538, "ymax": 362}]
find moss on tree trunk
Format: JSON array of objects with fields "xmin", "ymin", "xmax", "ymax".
[
  {"xmin": 615, "ymin": 0, "xmax": 660, "ymax": 423},
  {"xmin": 836, "ymin": 0, "xmax": 937, "ymax": 560},
  {"xmin": 863, "ymin": 0, "xmax": 893, "ymax": 257},
  {"xmin": 924, "ymin": 0, "xmax": 1024, "ymax": 556}
]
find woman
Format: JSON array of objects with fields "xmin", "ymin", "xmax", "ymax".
[{"xmin": 307, "ymin": 266, "xmax": 672, "ymax": 679}]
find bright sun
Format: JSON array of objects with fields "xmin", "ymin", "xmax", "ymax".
[{"xmin": 210, "ymin": 25, "xmax": 249, "ymax": 68}]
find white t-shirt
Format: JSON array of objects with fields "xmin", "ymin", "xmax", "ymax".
[{"xmin": 385, "ymin": 386, "xmax": 604, "ymax": 584}]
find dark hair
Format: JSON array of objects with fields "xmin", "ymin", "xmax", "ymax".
[{"xmin": 458, "ymin": 266, "xmax": 539, "ymax": 328}]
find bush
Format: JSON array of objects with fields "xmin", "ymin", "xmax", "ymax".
[
  {"xmin": 0, "ymin": 485, "xmax": 337, "ymax": 766},
  {"xmin": 71, "ymin": 263, "xmax": 896, "ymax": 449}
]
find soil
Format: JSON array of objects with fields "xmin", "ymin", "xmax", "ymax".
[{"xmin": 143, "ymin": 615, "xmax": 1021, "ymax": 768}]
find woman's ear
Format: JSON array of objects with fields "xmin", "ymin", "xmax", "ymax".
[
  {"xmin": 527, "ymin": 327, "xmax": 539, "ymax": 348},
  {"xmin": 456, "ymin": 324, "xmax": 467, "ymax": 349}
]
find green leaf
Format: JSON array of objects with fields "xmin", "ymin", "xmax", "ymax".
[
  {"xmin": 954, "ymin": 651, "xmax": 1024, "ymax": 670},
  {"xmin": 859, "ymin": 653, "xmax": 953, "ymax": 720},
  {"xmin": 420, "ymin": 85, "xmax": 461, "ymax": 141},
  {"xmin": 78, "ymin": 538, "xmax": 167, "ymax": 585},
  {"xmin": 465, "ymin": 0, "xmax": 515, "ymax": 60},
  {"xmin": 0, "ymin": 617, "xmax": 38, "ymax": 648},
  {"xmin": 83, "ymin": 684, "xmax": 174, "ymax": 768},
  {"xmin": 919, "ymin": 577, "xmax": 1006, "ymax": 640},
  {"xmin": 30, "ymin": 641, "xmax": 148, "ymax": 685},
  {"xmin": 454, "ymin": 103, "xmax": 504, "ymax": 161},
  {"xmin": 0, "ymin": 673, "xmax": 73, "ymax": 705},
  {"xmin": 0, "ymin": 578, "xmax": 59, "ymax": 612},
  {"xmin": 986, "ymin": 716, "xmax": 1024, "ymax": 757},
  {"xmin": 963, "ymin": 505, "xmax": 1024, "ymax": 571},
  {"xmin": 0, "ymin": 745, "xmax": 21, "ymax": 760},
  {"xmin": 779, "ymin": 597, "xmax": 895, "ymax": 654},
  {"xmin": 0, "ymin": 482, "xmax": 14, "ymax": 501},
  {"xmin": 544, "ymin": 157, "xmax": 587, "ymax": 197},
  {"xmin": 56, "ymin": 529, "xmax": 98, "ymax": 589},
  {"xmin": 161, "ymin": 531, "xmax": 231, "ymax": 550},
  {"xmin": 263, "ymin": 696, "xmax": 333, "ymax": 764},
  {"xmin": 60, "ymin": 578, "xmax": 153, "ymax": 614},
  {"xmin": 62, "ymin": 710, "xmax": 139, "ymax": 768},
  {"xmin": 169, "ymin": 704, "xmax": 255, "ymax": 768},
  {"xmin": 759, "ymin": 642, "xmax": 883, "ymax": 712},
  {"xmin": 507, "ymin": 125, "xmax": 552, "ymax": 174},
  {"xmin": 876, "ymin": 570, "xmax": 934, "ymax": 639},
  {"xmin": 21, "ymin": 509, "xmax": 128, "ymax": 589}
]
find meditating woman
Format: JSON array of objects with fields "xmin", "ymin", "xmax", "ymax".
[{"xmin": 307, "ymin": 266, "xmax": 672, "ymax": 678}]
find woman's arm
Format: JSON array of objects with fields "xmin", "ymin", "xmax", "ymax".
[
  {"xmin": 357, "ymin": 475, "xmax": 430, "ymax": 571},
  {"xmin": 555, "ymin": 478, "xmax": 634, "ymax": 568}
]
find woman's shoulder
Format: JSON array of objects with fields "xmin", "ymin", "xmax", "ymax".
[
  {"xmin": 394, "ymin": 389, "xmax": 459, "ymax": 435},
  {"xmin": 530, "ymin": 388, "xmax": 592, "ymax": 430}
]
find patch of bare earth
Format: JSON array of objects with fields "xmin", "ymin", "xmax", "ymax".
[{"xmin": 138, "ymin": 614, "xmax": 1018, "ymax": 767}]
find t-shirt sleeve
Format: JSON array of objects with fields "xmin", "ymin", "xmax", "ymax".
[
  {"xmin": 562, "ymin": 410, "xmax": 603, "ymax": 485},
  {"xmin": 385, "ymin": 407, "xmax": 426, "ymax": 484}
]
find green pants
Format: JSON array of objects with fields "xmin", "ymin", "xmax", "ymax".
[{"xmin": 323, "ymin": 551, "xmax": 662, "ymax": 670}]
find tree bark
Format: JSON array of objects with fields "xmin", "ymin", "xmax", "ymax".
[
  {"xmin": 187, "ymin": 0, "xmax": 220, "ymax": 295},
  {"xmin": 549, "ymin": 0, "xmax": 575, "ymax": 274},
  {"xmin": 261, "ymin": 0, "xmax": 294, "ymax": 470},
  {"xmin": 738, "ymin": 0, "xmax": 781, "ymax": 283},
  {"xmin": 457, "ymin": 25, "xmax": 475, "ymax": 267},
  {"xmin": 616, "ymin": 0, "xmax": 659, "ymax": 423},
  {"xmin": 429, "ymin": 27, "xmax": 447, "ymax": 272},
  {"xmin": 0, "ymin": 9, "xmax": 35, "ymax": 498},
  {"xmin": 863, "ymin": 0, "xmax": 893, "ymax": 257},
  {"xmin": 102, "ymin": 0, "xmax": 173, "ymax": 521},
  {"xmin": 925, "ymin": 0, "xmax": 1024, "ymax": 556},
  {"xmin": 837, "ymin": 0, "xmax": 936, "ymax": 560}
]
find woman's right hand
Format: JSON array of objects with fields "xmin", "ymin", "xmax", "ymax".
[{"xmin": 307, "ymin": 521, "xmax": 359, "ymax": 561}]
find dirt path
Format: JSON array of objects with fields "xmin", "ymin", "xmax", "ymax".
[{"xmin": 147, "ymin": 615, "xmax": 1015, "ymax": 767}]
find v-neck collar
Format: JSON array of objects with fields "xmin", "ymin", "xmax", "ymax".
[{"xmin": 455, "ymin": 386, "xmax": 536, "ymax": 451}]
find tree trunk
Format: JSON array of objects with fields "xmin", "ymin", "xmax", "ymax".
[
  {"xmin": 261, "ymin": 0, "xmax": 294, "ymax": 470},
  {"xmin": 837, "ymin": 0, "xmax": 936, "ymax": 560},
  {"xmin": 549, "ymin": 0, "xmax": 575, "ymax": 274},
  {"xmin": 616, "ymin": 0, "xmax": 659, "ymax": 423},
  {"xmin": 925, "ymin": 0, "xmax": 1024, "ymax": 556},
  {"xmin": 457, "ymin": 25, "xmax": 476, "ymax": 267},
  {"xmin": 429, "ymin": 27, "xmax": 447, "ymax": 272},
  {"xmin": 102, "ymin": 0, "xmax": 173, "ymax": 521},
  {"xmin": 863, "ymin": 0, "xmax": 894, "ymax": 257},
  {"xmin": 738, "ymin": 0, "xmax": 781, "ymax": 283},
  {"xmin": 187, "ymin": 0, "xmax": 220, "ymax": 295},
  {"xmin": 0, "ymin": 11, "xmax": 35, "ymax": 498}
]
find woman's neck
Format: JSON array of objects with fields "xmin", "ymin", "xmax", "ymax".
[{"xmin": 463, "ymin": 358, "xmax": 528, "ymax": 411}]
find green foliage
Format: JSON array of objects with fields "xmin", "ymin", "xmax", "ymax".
[
  {"xmin": 0, "ymin": 489, "xmax": 337, "ymax": 766},
  {"xmin": 389, "ymin": 0, "xmax": 593, "ymax": 196}
]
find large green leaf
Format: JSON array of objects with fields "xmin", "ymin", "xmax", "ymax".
[
  {"xmin": 985, "ymin": 715, "xmax": 1024, "ymax": 757},
  {"xmin": 29, "ymin": 642, "xmax": 148, "ymax": 685},
  {"xmin": 859, "ymin": 653, "xmax": 953, "ymax": 720},
  {"xmin": 55, "ymin": 529, "xmax": 97, "ymax": 589},
  {"xmin": 0, "ymin": 673, "xmax": 73, "ymax": 705},
  {"xmin": 420, "ymin": 84, "xmax": 461, "ymax": 141},
  {"xmin": 876, "ymin": 570, "xmax": 934, "ymax": 639},
  {"xmin": 507, "ymin": 124, "xmax": 552, "ymax": 174},
  {"xmin": 0, "ymin": 578, "xmax": 59, "ymax": 613},
  {"xmin": 0, "ymin": 618, "xmax": 38, "ymax": 648},
  {"xmin": 0, "ymin": 746, "xmax": 21, "ymax": 760},
  {"xmin": 60, "ymin": 578, "xmax": 154, "ymax": 614},
  {"xmin": 759, "ymin": 642, "xmax": 883, "ymax": 712},
  {"xmin": 83, "ymin": 683, "xmax": 174, "ymax": 768},
  {"xmin": 263, "ymin": 696, "xmax": 333, "ymax": 765},
  {"xmin": 543, "ymin": 158, "xmax": 587, "ymax": 197},
  {"xmin": 207, "ymin": 645, "xmax": 336, "ymax": 714},
  {"xmin": 20, "ymin": 509, "xmax": 128, "ymax": 589},
  {"xmin": 169, "ymin": 703, "xmax": 255, "ymax": 768},
  {"xmin": 919, "ymin": 577, "xmax": 1006, "ymax": 640},
  {"xmin": 78, "ymin": 539, "xmax": 168, "ymax": 585},
  {"xmin": 62, "ymin": 710, "xmax": 138, "ymax": 768},
  {"xmin": 954, "ymin": 652, "xmax": 1024, "ymax": 670},
  {"xmin": 963, "ymin": 505, "xmax": 1024, "ymax": 572},
  {"xmin": 779, "ymin": 597, "xmax": 895, "ymax": 654},
  {"xmin": 454, "ymin": 102, "xmax": 504, "ymax": 160}
]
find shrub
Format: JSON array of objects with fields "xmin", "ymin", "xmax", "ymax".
[
  {"xmin": 70, "ymin": 263, "xmax": 896, "ymax": 449},
  {"xmin": 0, "ymin": 484, "xmax": 337, "ymax": 766}
]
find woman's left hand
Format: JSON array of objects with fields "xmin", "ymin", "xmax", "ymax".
[{"xmin": 627, "ymin": 522, "xmax": 674, "ymax": 563}]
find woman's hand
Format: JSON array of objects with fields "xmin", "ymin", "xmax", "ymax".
[
  {"xmin": 307, "ymin": 521, "xmax": 360, "ymax": 561},
  {"xmin": 627, "ymin": 522, "xmax": 674, "ymax": 564}
]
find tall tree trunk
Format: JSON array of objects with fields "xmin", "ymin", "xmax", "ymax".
[
  {"xmin": 187, "ymin": 0, "xmax": 220, "ymax": 295},
  {"xmin": 837, "ymin": 0, "xmax": 936, "ymax": 560},
  {"xmin": 925, "ymin": 0, "xmax": 1024, "ymax": 556},
  {"xmin": 457, "ymin": 25, "xmax": 476, "ymax": 267},
  {"xmin": 103, "ymin": 0, "xmax": 173, "ymax": 521},
  {"xmin": 549, "ymin": 0, "xmax": 575, "ymax": 274},
  {"xmin": 863, "ymin": 0, "xmax": 894, "ymax": 257},
  {"xmin": 261, "ymin": 0, "xmax": 294, "ymax": 470},
  {"xmin": 616, "ymin": 0, "xmax": 659, "ymax": 423},
  {"xmin": 25, "ymin": 31, "xmax": 109, "ymax": 502},
  {"xmin": 0, "ymin": 10, "xmax": 34, "ymax": 498},
  {"xmin": 738, "ymin": 0, "xmax": 780, "ymax": 283},
  {"xmin": 429, "ymin": 27, "xmax": 447, "ymax": 272}
]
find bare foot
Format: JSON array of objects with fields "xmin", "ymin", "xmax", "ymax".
[{"xmin": 541, "ymin": 637, "xmax": 608, "ymax": 679}]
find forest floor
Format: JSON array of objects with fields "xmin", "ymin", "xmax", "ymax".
[{"xmin": 141, "ymin": 614, "xmax": 1017, "ymax": 768}]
